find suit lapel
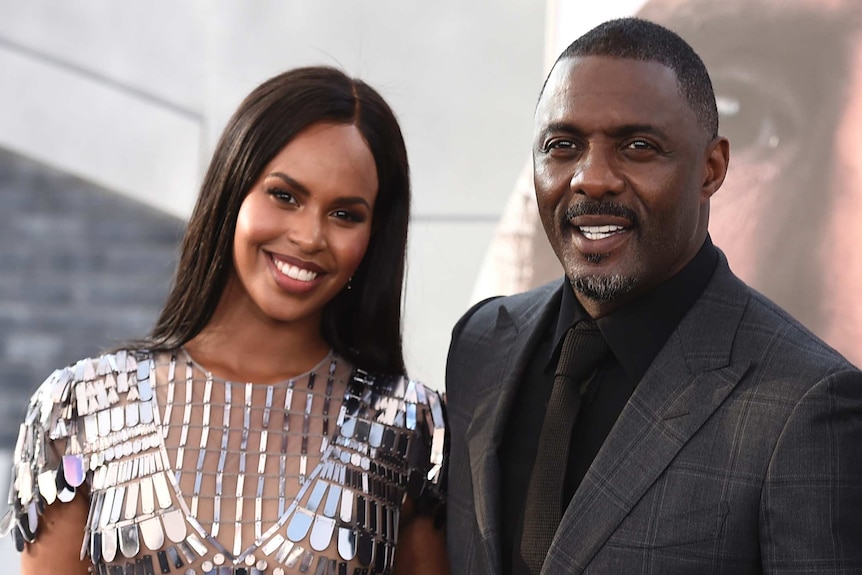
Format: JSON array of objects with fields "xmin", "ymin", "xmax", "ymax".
[
  {"xmin": 546, "ymin": 259, "xmax": 752, "ymax": 573},
  {"xmin": 465, "ymin": 283, "xmax": 562, "ymax": 573}
]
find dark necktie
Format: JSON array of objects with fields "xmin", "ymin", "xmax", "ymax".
[{"xmin": 520, "ymin": 320, "xmax": 610, "ymax": 573}]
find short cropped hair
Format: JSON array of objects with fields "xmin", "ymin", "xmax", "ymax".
[{"xmin": 549, "ymin": 17, "xmax": 719, "ymax": 137}]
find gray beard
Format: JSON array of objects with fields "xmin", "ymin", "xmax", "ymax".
[{"xmin": 572, "ymin": 274, "xmax": 637, "ymax": 302}]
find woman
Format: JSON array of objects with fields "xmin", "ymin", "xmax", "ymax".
[{"xmin": 2, "ymin": 66, "xmax": 448, "ymax": 575}]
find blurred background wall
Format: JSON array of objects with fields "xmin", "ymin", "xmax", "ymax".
[
  {"xmin": 0, "ymin": 1, "xmax": 550, "ymax": 565},
  {"xmin": 0, "ymin": 1, "xmax": 546, "ymax": 405}
]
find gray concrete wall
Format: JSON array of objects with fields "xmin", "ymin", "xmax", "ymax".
[{"xmin": 0, "ymin": 148, "xmax": 185, "ymax": 445}]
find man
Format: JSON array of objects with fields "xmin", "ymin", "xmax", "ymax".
[
  {"xmin": 446, "ymin": 18, "xmax": 862, "ymax": 575},
  {"xmin": 474, "ymin": 0, "xmax": 862, "ymax": 368}
]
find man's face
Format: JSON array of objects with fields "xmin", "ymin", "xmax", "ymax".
[
  {"xmin": 532, "ymin": 55, "xmax": 728, "ymax": 317},
  {"xmin": 639, "ymin": 0, "xmax": 862, "ymax": 364}
]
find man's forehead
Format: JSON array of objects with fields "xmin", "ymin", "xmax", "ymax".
[
  {"xmin": 542, "ymin": 56, "xmax": 679, "ymax": 99},
  {"xmin": 537, "ymin": 57, "xmax": 684, "ymax": 120}
]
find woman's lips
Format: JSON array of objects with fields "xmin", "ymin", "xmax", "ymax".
[
  {"xmin": 273, "ymin": 258, "xmax": 319, "ymax": 282},
  {"xmin": 268, "ymin": 253, "xmax": 327, "ymax": 293}
]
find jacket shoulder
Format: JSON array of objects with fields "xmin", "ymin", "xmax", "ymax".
[
  {"xmin": 451, "ymin": 279, "xmax": 562, "ymax": 342},
  {"xmin": 741, "ymin": 287, "xmax": 857, "ymax": 374}
]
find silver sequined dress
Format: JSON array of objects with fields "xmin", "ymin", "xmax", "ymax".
[{"xmin": 2, "ymin": 349, "xmax": 446, "ymax": 575}]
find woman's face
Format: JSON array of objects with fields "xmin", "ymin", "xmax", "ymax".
[{"xmin": 229, "ymin": 122, "xmax": 379, "ymax": 330}]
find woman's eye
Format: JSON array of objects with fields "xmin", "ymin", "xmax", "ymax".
[
  {"xmin": 269, "ymin": 189, "xmax": 298, "ymax": 205},
  {"xmin": 332, "ymin": 209, "xmax": 365, "ymax": 223}
]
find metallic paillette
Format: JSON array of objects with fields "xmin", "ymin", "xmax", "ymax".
[{"xmin": 3, "ymin": 349, "xmax": 445, "ymax": 574}]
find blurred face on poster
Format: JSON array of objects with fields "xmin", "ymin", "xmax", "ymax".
[
  {"xmin": 480, "ymin": 0, "xmax": 862, "ymax": 364},
  {"xmin": 635, "ymin": 0, "xmax": 862, "ymax": 365}
]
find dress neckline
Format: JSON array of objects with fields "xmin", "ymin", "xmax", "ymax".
[{"xmin": 178, "ymin": 346, "xmax": 336, "ymax": 386}]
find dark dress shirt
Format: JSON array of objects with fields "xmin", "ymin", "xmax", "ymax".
[{"xmin": 499, "ymin": 237, "xmax": 719, "ymax": 575}]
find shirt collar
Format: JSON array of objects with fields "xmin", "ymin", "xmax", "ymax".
[{"xmin": 549, "ymin": 236, "xmax": 719, "ymax": 381}]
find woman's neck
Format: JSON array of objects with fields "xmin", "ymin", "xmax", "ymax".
[{"xmin": 184, "ymin": 290, "xmax": 331, "ymax": 385}]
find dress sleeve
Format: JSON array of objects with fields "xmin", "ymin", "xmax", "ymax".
[
  {"xmin": 0, "ymin": 359, "xmax": 94, "ymax": 550},
  {"xmin": 405, "ymin": 380, "xmax": 447, "ymax": 516}
]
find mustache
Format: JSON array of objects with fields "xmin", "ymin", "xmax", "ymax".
[{"xmin": 564, "ymin": 201, "xmax": 638, "ymax": 224}]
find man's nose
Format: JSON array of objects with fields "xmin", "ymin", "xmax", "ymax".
[{"xmin": 569, "ymin": 145, "xmax": 624, "ymax": 199}]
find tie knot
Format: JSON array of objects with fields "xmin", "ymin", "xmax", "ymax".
[{"xmin": 556, "ymin": 320, "xmax": 609, "ymax": 380}]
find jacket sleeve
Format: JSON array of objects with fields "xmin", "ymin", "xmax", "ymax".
[{"xmin": 759, "ymin": 368, "xmax": 862, "ymax": 572}]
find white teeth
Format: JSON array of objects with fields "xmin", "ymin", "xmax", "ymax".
[
  {"xmin": 273, "ymin": 258, "xmax": 319, "ymax": 282},
  {"xmin": 578, "ymin": 225, "xmax": 625, "ymax": 241}
]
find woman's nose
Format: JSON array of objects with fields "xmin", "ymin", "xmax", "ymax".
[{"xmin": 287, "ymin": 212, "xmax": 326, "ymax": 253}]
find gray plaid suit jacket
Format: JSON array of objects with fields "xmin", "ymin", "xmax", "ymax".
[{"xmin": 445, "ymin": 252, "xmax": 862, "ymax": 574}]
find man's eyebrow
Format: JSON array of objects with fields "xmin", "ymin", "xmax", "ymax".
[
  {"xmin": 538, "ymin": 122, "xmax": 667, "ymax": 139},
  {"xmin": 538, "ymin": 121, "xmax": 580, "ymax": 136},
  {"xmin": 607, "ymin": 124, "xmax": 668, "ymax": 139}
]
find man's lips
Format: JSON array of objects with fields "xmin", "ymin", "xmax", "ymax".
[
  {"xmin": 577, "ymin": 223, "xmax": 627, "ymax": 240},
  {"xmin": 564, "ymin": 200, "xmax": 638, "ymax": 225},
  {"xmin": 563, "ymin": 201, "xmax": 636, "ymax": 249},
  {"xmin": 565, "ymin": 201, "xmax": 637, "ymax": 238}
]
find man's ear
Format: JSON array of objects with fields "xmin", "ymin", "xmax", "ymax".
[{"xmin": 702, "ymin": 136, "xmax": 730, "ymax": 201}]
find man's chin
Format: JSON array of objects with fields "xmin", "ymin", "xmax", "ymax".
[{"xmin": 571, "ymin": 273, "xmax": 637, "ymax": 302}]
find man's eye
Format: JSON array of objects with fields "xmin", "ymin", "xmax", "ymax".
[
  {"xmin": 543, "ymin": 139, "xmax": 577, "ymax": 152},
  {"xmin": 626, "ymin": 140, "xmax": 653, "ymax": 150}
]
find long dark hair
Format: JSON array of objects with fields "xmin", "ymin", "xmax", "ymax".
[{"xmin": 143, "ymin": 66, "xmax": 410, "ymax": 375}]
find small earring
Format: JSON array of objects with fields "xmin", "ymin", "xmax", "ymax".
[{"xmin": 347, "ymin": 277, "xmax": 353, "ymax": 291}]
